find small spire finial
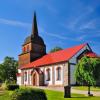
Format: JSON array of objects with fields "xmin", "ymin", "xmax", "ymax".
[{"xmin": 32, "ymin": 12, "xmax": 38, "ymax": 36}]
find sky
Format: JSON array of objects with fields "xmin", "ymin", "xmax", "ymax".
[{"xmin": 0, "ymin": 0, "xmax": 100, "ymax": 62}]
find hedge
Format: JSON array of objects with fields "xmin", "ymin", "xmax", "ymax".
[
  {"xmin": 11, "ymin": 88, "xmax": 47, "ymax": 100},
  {"xmin": 6, "ymin": 84, "xmax": 19, "ymax": 91}
]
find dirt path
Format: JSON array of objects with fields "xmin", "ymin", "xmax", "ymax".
[{"xmin": 35, "ymin": 86, "xmax": 100, "ymax": 96}]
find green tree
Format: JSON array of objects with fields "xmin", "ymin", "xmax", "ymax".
[
  {"xmin": 49, "ymin": 47, "xmax": 63, "ymax": 53},
  {"xmin": 75, "ymin": 56, "xmax": 100, "ymax": 96},
  {"xmin": 0, "ymin": 56, "xmax": 18, "ymax": 83}
]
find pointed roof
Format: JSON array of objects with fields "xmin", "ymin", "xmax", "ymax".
[
  {"xmin": 32, "ymin": 12, "xmax": 38, "ymax": 36},
  {"xmin": 20, "ymin": 43, "xmax": 88, "ymax": 69},
  {"xmin": 23, "ymin": 12, "xmax": 45, "ymax": 46}
]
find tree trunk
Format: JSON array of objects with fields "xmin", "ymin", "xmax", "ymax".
[{"xmin": 88, "ymin": 85, "xmax": 91, "ymax": 96}]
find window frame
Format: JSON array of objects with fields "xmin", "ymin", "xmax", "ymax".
[
  {"xmin": 56, "ymin": 67, "xmax": 61, "ymax": 81},
  {"xmin": 24, "ymin": 72, "xmax": 27, "ymax": 82},
  {"xmin": 46, "ymin": 68, "xmax": 51, "ymax": 81}
]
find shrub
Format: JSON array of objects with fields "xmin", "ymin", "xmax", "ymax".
[
  {"xmin": 11, "ymin": 88, "xmax": 47, "ymax": 100},
  {"xmin": 6, "ymin": 84, "xmax": 19, "ymax": 91},
  {"xmin": 1, "ymin": 83, "xmax": 6, "ymax": 89}
]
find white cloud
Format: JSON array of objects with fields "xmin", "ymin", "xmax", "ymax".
[
  {"xmin": 0, "ymin": 18, "xmax": 31, "ymax": 28},
  {"xmin": 41, "ymin": 28, "xmax": 87, "ymax": 42},
  {"xmin": 63, "ymin": 6, "xmax": 95, "ymax": 31}
]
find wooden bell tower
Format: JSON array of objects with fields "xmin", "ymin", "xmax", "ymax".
[{"xmin": 18, "ymin": 12, "xmax": 46, "ymax": 67}]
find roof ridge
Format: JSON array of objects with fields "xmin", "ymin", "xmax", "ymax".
[{"xmin": 47, "ymin": 43, "xmax": 87, "ymax": 55}]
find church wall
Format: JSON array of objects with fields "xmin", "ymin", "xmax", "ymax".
[
  {"xmin": 44, "ymin": 66, "xmax": 53, "ymax": 85},
  {"xmin": 70, "ymin": 64, "xmax": 76, "ymax": 85},
  {"xmin": 19, "ymin": 53, "xmax": 30, "ymax": 67},
  {"xmin": 20, "ymin": 69, "xmax": 32, "ymax": 86},
  {"xmin": 23, "ymin": 43, "xmax": 32, "ymax": 52},
  {"xmin": 44, "ymin": 62, "xmax": 69, "ymax": 86},
  {"xmin": 17, "ymin": 76, "xmax": 21, "ymax": 85},
  {"xmin": 17, "ymin": 69, "xmax": 21, "ymax": 85},
  {"xmin": 63, "ymin": 62, "xmax": 69, "ymax": 86},
  {"xmin": 17, "ymin": 62, "xmax": 69, "ymax": 86},
  {"xmin": 54, "ymin": 65, "xmax": 64, "ymax": 85}
]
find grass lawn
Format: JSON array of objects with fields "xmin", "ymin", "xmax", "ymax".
[
  {"xmin": 72, "ymin": 86, "xmax": 100, "ymax": 91},
  {"xmin": 0, "ymin": 89, "xmax": 100, "ymax": 100},
  {"xmin": 45, "ymin": 90, "xmax": 100, "ymax": 100},
  {"xmin": 0, "ymin": 91, "xmax": 10, "ymax": 100}
]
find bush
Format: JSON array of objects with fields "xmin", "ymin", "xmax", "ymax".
[
  {"xmin": 6, "ymin": 84, "xmax": 19, "ymax": 91},
  {"xmin": 11, "ymin": 88, "xmax": 47, "ymax": 100}
]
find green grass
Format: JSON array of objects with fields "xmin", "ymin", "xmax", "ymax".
[
  {"xmin": 0, "ymin": 91, "xmax": 10, "ymax": 100},
  {"xmin": 45, "ymin": 89, "xmax": 100, "ymax": 100},
  {"xmin": 0, "ymin": 89, "xmax": 100, "ymax": 100},
  {"xmin": 73, "ymin": 86, "xmax": 100, "ymax": 91}
]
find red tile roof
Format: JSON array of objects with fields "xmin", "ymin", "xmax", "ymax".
[
  {"xmin": 85, "ymin": 51, "xmax": 98, "ymax": 58},
  {"xmin": 20, "ymin": 43, "xmax": 87, "ymax": 69}
]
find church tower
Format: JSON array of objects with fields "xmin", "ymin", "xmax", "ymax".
[{"xmin": 19, "ymin": 12, "xmax": 46, "ymax": 67}]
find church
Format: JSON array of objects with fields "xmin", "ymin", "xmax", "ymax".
[{"xmin": 17, "ymin": 13, "xmax": 97, "ymax": 86}]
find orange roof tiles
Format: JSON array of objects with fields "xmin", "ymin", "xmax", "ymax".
[
  {"xmin": 21, "ymin": 43, "xmax": 87, "ymax": 69},
  {"xmin": 85, "ymin": 51, "xmax": 98, "ymax": 58}
]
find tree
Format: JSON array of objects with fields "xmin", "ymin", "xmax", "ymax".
[
  {"xmin": 75, "ymin": 56, "xmax": 100, "ymax": 96},
  {"xmin": 49, "ymin": 47, "xmax": 63, "ymax": 53},
  {"xmin": 0, "ymin": 56, "xmax": 18, "ymax": 83}
]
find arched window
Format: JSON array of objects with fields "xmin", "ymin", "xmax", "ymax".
[
  {"xmin": 23, "ymin": 47, "xmax": 26, "ymax": 52},
  {"xmin": 56, "ymin": 67, "xmax": 61, "ymax": 80},
  {"xmin": 46, "ymin": 68, "xmax": 50, "ymax": 81},
  {"xmin": 27, "ymin": 45, "xmax": 29, "ymax": 52},
  {"xmin": 25, "ymin": 72, "xmax": 27, "ymax": 81}
]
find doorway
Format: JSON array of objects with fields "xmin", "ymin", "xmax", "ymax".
[{"xmin": 33, "ymin": 73, "xmax": 37, "ymax": 86}]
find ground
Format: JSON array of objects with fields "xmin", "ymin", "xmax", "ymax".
[
  {"xmin": 0, "ymin": 86, "xmax": 100, "ymax": 100},
  {"xmin": 72, "ymin": 86, "xmax": 100, "ymax": 91}
]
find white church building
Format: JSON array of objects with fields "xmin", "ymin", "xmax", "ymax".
[{"xmin": 17, "ymin": 13, "xmax": 97, "ymax": 87}]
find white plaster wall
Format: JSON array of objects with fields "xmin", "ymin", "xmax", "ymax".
[
  {"xmin": 17, "ymin": 76, "xmax": 21, "ymax": 85},
  {"xmin": 23, "ymin": 69, "xmax": 32, "ymax": 85},
  {"xmin": 70, "ymin": 64, "xmax": 76, "ymax": 85},
  {"xmin": 54, "ymin": 65, "xmax": 64, "ymax": 85},
  {"xmin": 17, "ymin": 69, "xmax": 21, "ymax": 85},
  {"xmin": 40, "ymin": 67, "xmax": 44, "ymax": 72},
  {"xmin": 44, "ymin": 67, "xmax": 53, "ymax": 85}
]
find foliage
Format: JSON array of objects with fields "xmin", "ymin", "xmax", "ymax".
[
  {"xmin": 6, "ymin": 84, "xmax": 19, "ymax": 91},
  {"xmin": 75, "ymin": 56, "xmax": 100, "ymax": 86},
  {"xmin": 11, "ymin": 88, "xmax": 47, "ymax": 100},
  {"xmin": 75, "ymin": 56, "xmax": 100, "ymax": 96},
  {"xmin": 49, "ymin": 47, "xmax": 63, "ymax": 53},
  {"xmin": 0, "ymin": 56, "xmax": 18, "ymax": 83}
]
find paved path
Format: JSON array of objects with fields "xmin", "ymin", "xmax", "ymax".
[
  {"xmin": 35, "ymin": 86, "xmax": 100, "ymax": 96},
  {"xmin": 0, "ymin": 88, "xmax": 4, "ymax": 95}
]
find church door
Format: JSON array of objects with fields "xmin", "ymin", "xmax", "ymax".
[{"xmin": 33, "ymin": 73, "xmax": 37, "ymax": 86}]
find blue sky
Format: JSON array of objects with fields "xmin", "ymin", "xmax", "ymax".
[{"xmin": 0, "ymin": 0, "xmax": 100, "ymax": 62}]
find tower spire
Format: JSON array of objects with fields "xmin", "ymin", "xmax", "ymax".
[{"xmin": 32, "ymin": 12, "xmax": 38, "ymax": 36}]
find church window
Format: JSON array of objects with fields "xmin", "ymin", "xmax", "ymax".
[
  {"xmin": 56, "ymin": 67, "xmax": 61, "ymax": 80},
  {"xmin": 27, "ymin": 45, "xmax": 30, "ymax": 52},
  {"xmin": 46, "ymin": 68, "xmax": 50, "ymax": 81},
  {"xmin": 25, "ymin": 72, "xmax": 27, "ymax": 81},
  {"xmin": 23, "ymin": 47, "xmax": 26, "ymax": 52}
]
